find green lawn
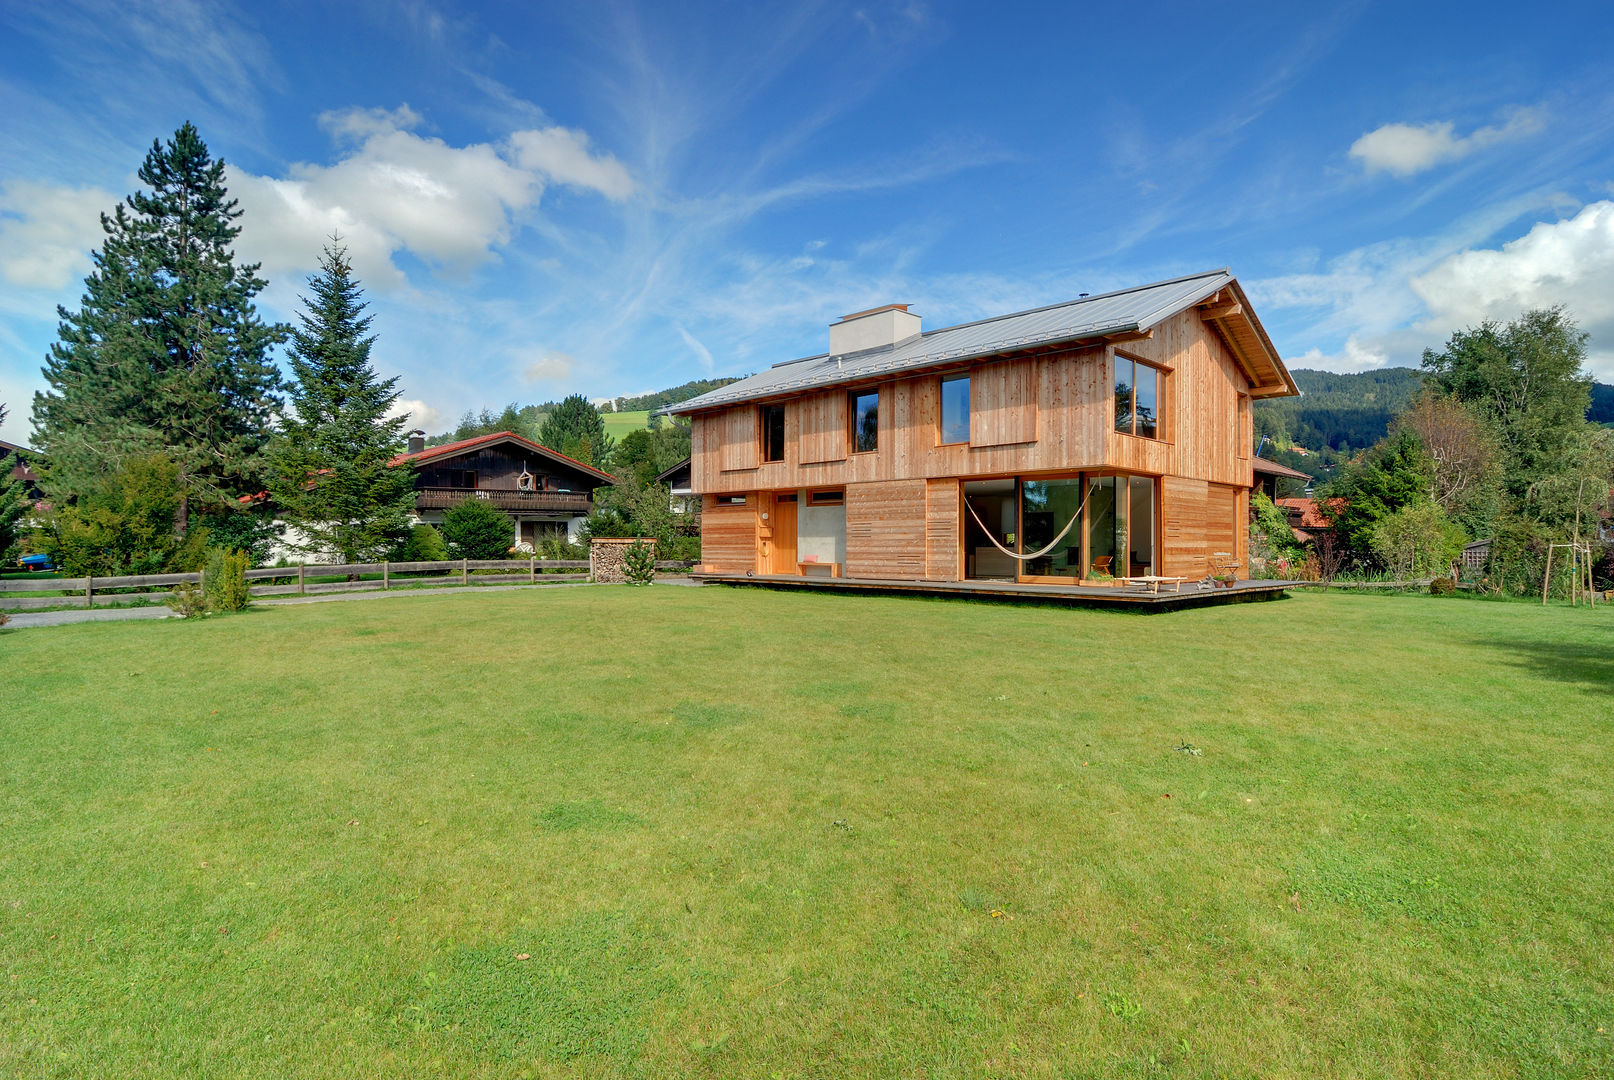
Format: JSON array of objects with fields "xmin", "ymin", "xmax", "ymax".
[
  {"xmin": 601, "ymin": 409, "xmax": 652, "ymax": 440},
  {"xmin": 2, "ymin": 588, "xmax": 1611, "ymax": 1078}
]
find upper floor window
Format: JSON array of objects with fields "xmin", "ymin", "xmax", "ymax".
[
  {"xmin": 761, "ymin": 404, "xmax": 785, "ymax": 462},
  {"xmin": 1114, "ymin": 356, "xmax": 1162, "ymax": 439},
  {"xmin": 940, "ymin": 375, "xmax": 970, "ymax": 444},
  {"xmin": 851, "ymin": 391, "xmax": 879, "ymax": 453}
]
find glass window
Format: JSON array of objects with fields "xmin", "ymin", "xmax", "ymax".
[
  {"xmin": 1128, "ymin": 476, "xmax": 1155, "ymax": 576},
  {"xmin": 1086, "ymin": 476, "xmax": 1126, "ymax": 578},
  {"xmin": 1114, "ymin": 360, "xmax": 1134, "ymax": 434},
  {"xmin": 762, "ymin": 404, "xmax": 785, "ymax": 462},
  {"xmin": 1020, "ymin": 478, "xmax": 1084, "ymax": 579},
  {"xmin": 851, "ymin": 391, "xmax": 878, "ymax": 452},
  {"xmin": 716, "ymin": 495, "xmax": 746, "ymax": 505},
  {"xmin": 940, "ymin": 375, "xmax": 970, "ymax": 444},
  {"xmin": 1134, "ymin": 365, "xmax": 1158, "ymax": 439},
  {"xmin": 808, "ymin": 490, "xmax": 843, "ymax": 506},
  {"xmin": 1115, "ymin": 356, "xmax": 1163, "ymax": 439}
]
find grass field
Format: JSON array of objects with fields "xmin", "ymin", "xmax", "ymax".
[
  {"xmin": 601, "ymin": 409, "xmax": 652, "ymax": 440},
  {"xmin": 2, "ymin": 587, "xmax": 1611, "ymax": 1078}
]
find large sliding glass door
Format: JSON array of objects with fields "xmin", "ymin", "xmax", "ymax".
[{"xmin": 962, "ymin": 473, "xmax": 1158, "ymax": 584}]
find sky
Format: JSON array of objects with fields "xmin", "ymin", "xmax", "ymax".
[{"xmin": 2, "ymin": 0, "xmax": 1613, "ymax": 445}]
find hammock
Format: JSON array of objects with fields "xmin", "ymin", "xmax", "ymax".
[{"xmin": 964, "ymin": 487, "xmax": 1090, "ymax": 562}]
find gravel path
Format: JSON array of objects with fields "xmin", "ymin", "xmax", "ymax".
[{"xmin": 5, "ymin": 606, "xmax": 178, "ymax": 629}]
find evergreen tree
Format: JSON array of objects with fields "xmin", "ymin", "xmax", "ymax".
[
  {"xmin": 440, "ymin": 496, "xmax": 514, "ymax": 559},
  {"xmin": 538, "ymin": 394, "xmax": 614, "ymax": 467},
  {"xmin": 32, "ymin": 122, "xmax": 286, "ymax": 536},
  {"xmin": 268, "ymin": 243, "xmax": 415, "ymax": 562}
]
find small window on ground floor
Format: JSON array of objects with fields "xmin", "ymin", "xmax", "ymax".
[
  {"xmin": 716, "ymin": 494, "xmax": 747, "ymax": 505},
  {"xmin": 808, "ymin": 490, "xmax": 843, "ymax": 506}
]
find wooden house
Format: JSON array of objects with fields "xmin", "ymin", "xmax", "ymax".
[
  {"xmin": 667, "ymin": 270, "xmax": 1297, "ymax": 587},
  {"xmin": 392, "ymin": 431, "xmax": 613, "ymax": 546}
]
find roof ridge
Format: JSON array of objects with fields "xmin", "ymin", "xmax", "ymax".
[{"xmin": 912, "ymin": 268, "xmax": 1230, "ymax": 340}]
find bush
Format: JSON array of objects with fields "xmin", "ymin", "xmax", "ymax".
[
  {"xmin": 1429, "ymin": 577, "xmax": 1457, "ymax": 596},
  {"xmin": 203, "ymin": 548, "xmax": 252, "ymax": 612},
  {"xmin": 623, "ymin": 540, "xmax": 656, "ymax": 585},
  {"xmin": 42, "ymin": 455, "xmax": 208, "ymax": 577},
  {"xmin": 1368, "ymin": 502, "xmax": 1465, "ymax": 579},
  {"xmin": 537, "ymin": 536, "xmax": 587, "ymax": 561},
  {"xmin": 167, "ymin": 581, "xmax": 210, "ymax": 618},
  {"xmin": 394, "ymin": 523, "xmax": 448, "ymax": 562},
  {"xmin": 440, "ymin": 497, "xmax": 513, "ymax": 560}
]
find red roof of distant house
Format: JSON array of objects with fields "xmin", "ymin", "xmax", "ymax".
[
  {"xmin": 1278, "ymin": 496, "xmax": 1341, "ymax": 529},
  {"xmin": 391, "ymin": 430, "xmax": 614, "ymax": 484}
]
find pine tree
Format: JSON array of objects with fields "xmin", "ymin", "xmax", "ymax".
[
  {"xmin": 538, "ymin": 394, "xmax": 614, "ymax": 467},
  {"xmin": 32, "ymin": 122, "xmax": 286, "ymax": 536},
  {"xmin": 268, "ymin": 243, "xmax": 416, "ymax": 562}
]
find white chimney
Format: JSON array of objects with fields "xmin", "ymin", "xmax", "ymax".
[{"xmin": 829, "ymin": 304, "xmax": 921, "ymax": 357}]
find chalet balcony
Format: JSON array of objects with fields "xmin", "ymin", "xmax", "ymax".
[{"xmin": 413, "ymin": 487, "xmax": 593, "ymax": 514}]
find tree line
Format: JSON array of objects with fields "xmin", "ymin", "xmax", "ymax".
[
  {"xmin": 1, "ymin": 123, "xmax": 700, "ymax": 576},
  {"xmin": 1259, "ymin": 308, "xmax": 1614, "ymax": 592}
]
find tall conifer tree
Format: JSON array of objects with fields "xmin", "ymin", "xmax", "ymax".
[
  {"xmin": 268, "ymin": 243, "xmax": 416, "ymax": 561},
  {"xmin": 32, "ymin": 122, "xmax": 286, "ymax": 535}
]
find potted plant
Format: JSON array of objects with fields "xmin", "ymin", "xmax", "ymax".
[{"xmin": 1213, "ymin": 572, "xmax": 1236, "ymax": 589}]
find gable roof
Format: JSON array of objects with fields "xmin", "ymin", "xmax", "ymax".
[
  {"xmin": 1252, "ymin": 456, "xmax": 1312, "ymax": 482},
  {"xmin": 668, "ymin": 269, "xmax": 1296, "ymax": 415},
  {"xmin": 655, "ymin": 456, "xmax": 692, "ymax": 484},
  {"xmin": 392, "ymin": 431, "xmax": 615, "ymax": 484}
]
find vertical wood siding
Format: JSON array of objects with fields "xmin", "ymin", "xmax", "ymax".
[
  {"xmin": 845, "ymin": 480, "xmax": 927, "ymax": 579},
  {"xmin": 1161, "ymin": 476, "xmax": 1208, "ymax": 578},
  {"xmin": 796, "ymin": 390, "xmax": 848, "ymax": 464},
  {"xmin": 970, "ymin": 359, "xmax": 1038, "ymax": 447}
]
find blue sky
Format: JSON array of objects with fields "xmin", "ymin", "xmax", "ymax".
[{"xmin": 3, "ymin": 0, "xmax": 1613, "ymax": 444}]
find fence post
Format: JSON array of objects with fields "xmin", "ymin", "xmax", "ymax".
[
  {"xmin": 86, "ymin": 575, "xmax": 93, "ymax": 609},
  {"xmin": 383, "ymin": 561, "xmax": 390, "ymax": 590},
  {"xmin": 462, "ymin": 558, "xmax": 469, "ymax": 586},
  {"xmin": 530, "ymin": 556, "xmax": 536, "ymax": 583},
  {"xmin": 298, "ymin": 563, "xmax": 305, "ymax": 596}
]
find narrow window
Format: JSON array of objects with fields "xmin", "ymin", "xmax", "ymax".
[
  {"xmin": 940, "ymin": 375, "xmax": 970, "ymax": 444},
  {"xmin": 1114, "ymin": 358, "xmax": 1135, "ymax": 434},
  {"xmin": 761, "ymin": 404, "xmax": 785, "ymax": 462},
  {"xmin": 808, "ymin": 490, "xmax": 843, "ymax": 506},
  {"xmin": 716, "ymin": 494, "xmax": 746, "ymax": 506},
  {"xmin": 851, "ymin": 391, "xmax": 879, "ymax": 453}
]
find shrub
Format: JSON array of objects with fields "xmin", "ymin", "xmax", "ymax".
[
  {"xmin": 440, "ymin": 497, "xmax": 512, "ymax": 560},
  {"xmin": 394, "ymin": 522, "xmax": 448, "ymax": 562},
  {"xmin": 167, "ymin": 581, "xmax": 210, "ymax": 618},
  {"xmin": 1368, "ymin": 502, "xmax": 1466, "ymax": 579},
  {"xmin": 42, "ymin": 455, "xmax": 208, "ymax": 577},
  {"xmin": 623, "ymin": 540, "xmax": 656, "ymax": 585},
  {"xmin": 537, "ymin": 536, "xmax": 587, "ymax": 561},
  {"xmin": 203, "ymin": 548, "xmax": 252, "ymax": 612},
  {"xmin": 1429, "ymin": 577, "xmax": 1457, "ymax": 596}
]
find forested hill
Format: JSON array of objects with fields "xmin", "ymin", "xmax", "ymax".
[
  {"xmin": 1252, "ymin": 367, "xmax": 1426, "ymax": 454},
  {"xmin": 615, "ymin": 378, "xmax": 744, "ymax": 412},
  {"xmin": 1592, "ymin": 380, "xmax": 1614, "ymax": 425}
]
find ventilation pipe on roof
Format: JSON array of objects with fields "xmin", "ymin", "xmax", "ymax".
[{"xmin": 829, "ymin": 303, "xmax": 921, "ymax": 357}]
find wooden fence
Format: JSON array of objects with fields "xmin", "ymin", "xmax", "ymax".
[{"xmin": 0, "ymin": 559, "xmax": 698, "ymax": 611}]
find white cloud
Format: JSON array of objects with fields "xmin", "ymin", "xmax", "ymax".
[
  {"xmin": 675, "ymin": 323, "xmax": 714, "ymax": 372},
  {"xmin": 1289, "ymin": 335, "xmax": 1392, "ymax": 373},
  {"xmin": 318, "ymin": 104, "xmax": 425, "ymax": 143},
  {"xmin": 386, "ymin": 398, "xmax": 445, "ymax": 432},
  {"xmin": 1349, "ymin": 109, "xmax": 1544, "ymax": 177},
  {"xmin": 1412, "ymin": 199, "xmax": 1614, "ymax": 378},
  {"xmin": 228, "ymin": 108, "xmax": 636, "ymax": 292},
  {"xmin": 520, "ymin": 350, "xmax": 575, "ymax": 383},
  {"xmin": 0, "ymin": 180, "xmax": 115, "ymax": 291},
  {"xmin": 509, "ymin": 127, "xmax": 634, "ymax": 201}
]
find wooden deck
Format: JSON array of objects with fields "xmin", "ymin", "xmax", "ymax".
[{"xmin": 691, "ymin": 572, "xmax": 1303, "ymax": 611}]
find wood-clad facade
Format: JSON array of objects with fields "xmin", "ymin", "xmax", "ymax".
[{"xmin": 675, "ymin": 274, "xmax": 1295, "ymax": 588}]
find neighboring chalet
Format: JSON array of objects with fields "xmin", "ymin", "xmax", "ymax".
[
  {"xmin": 667, "ymin": 269, "xmax": 1298, "ymax": 588},
  {"xmin": 1252, "ymin": 455, "xmax": 1312, "ymax": 502},
  {"xmin": 1, "ymin": 439, "xmax": 44, "ymax": 501},
  {"xmin": 657, "ymin": 457, "xmax": 695, "ymax": 515},
  {"xmin": 392, "ymin": 431, "xmax": 613, "ymax": 546}
]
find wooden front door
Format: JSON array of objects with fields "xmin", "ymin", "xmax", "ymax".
[{"xmin": 768, "ymin": 493, "xmax": 798, "ymax": 574}]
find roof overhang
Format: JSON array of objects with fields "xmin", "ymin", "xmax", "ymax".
[
  {"xmin": 392, "ymin": 431, "xmax": 615, "ymax": 485},
  {"xmin": 1183, "ymin": 281, "xmax": 1297, "ymax": 399}
]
